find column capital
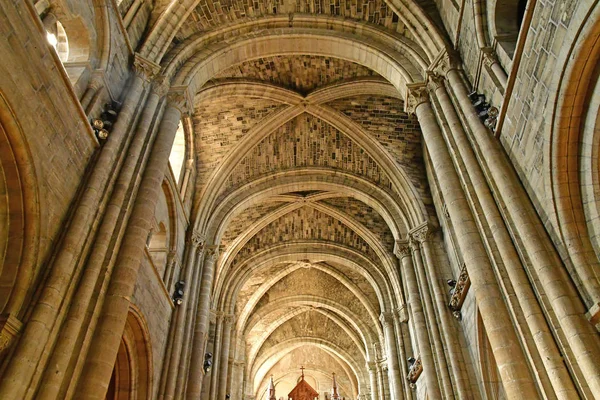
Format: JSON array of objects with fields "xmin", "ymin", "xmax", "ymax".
[
  {"xmin": 189, "ymin": 230, "xmax": 206, "ymax": 248},
  {"xmin": 427, "ymin": 49, "xmax": 461, "ymax": 77},
  {"xmin": 133, "ymin": 53, "xmax": 161, "ymax": 81},
  {"xmin": 393, "ymin": 240, "xmax": 411, "ymax": 259},
  {"xmin": 395, "ymin": 306, "xmax": 409, "ymax": 323},
  {"xmin": 379, "ymin": 312, "xmax": 394, "ymax": 327},
  {"xmin": 409, "ymin": 222, "xmax": 433, "ymax": 244},
  {"xmin": 167, "ymin": 85, "xmax": 193, "ymax": 116},
  {"xmin": 404, "ymin": 83, "xmax": 429, "ymax": 115},
  {"xmin": 205, "ymin": 245, "xmax": 219, "ymax": 261},
  {"xmin": 366, "ymin": 361, "xmax": 378, "ymax": 372},
  {"xmin": 151, "ymin": 74, "xmax": 170, "ymax": 97},
  {"xmin": 481, "ymin": 47, "xmax": 500, "ymax": 70}
]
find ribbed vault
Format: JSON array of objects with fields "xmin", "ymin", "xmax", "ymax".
[{"xmin": 147, "ymin": 2, "xmax": 440, "ymax": 397}]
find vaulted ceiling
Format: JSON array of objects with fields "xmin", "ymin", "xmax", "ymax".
[{"xmin": 149, "ymin": 0, "xmax": 444, "ymax": 396}]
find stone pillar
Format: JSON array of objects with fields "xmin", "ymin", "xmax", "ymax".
[
  {"xmin": 376, "ymin": 364, "xmax": 385, "ymax": 400},
  {"xmin": 75, "ymin": 87, "xmax": 189, "ymax": 399},
  {"xmin": 0, "ymin": 55, "xmax": 155, "ymax": 400},
  {"xmin": 409, "ymin": 229, "xmax": 453, "ymax": 399},
  {"xmin": 380, "ymin": 312, "xmax": 403, "ymax": 399},
  {"xmin": 406, "ymin": 82, "xmax": 538, "ymax": 398},
  {"xmin": 430, "ymin": 73, "xmax": 578, "ymax": 398},
  {"xmin": 413, "ymin": 224, "xmax": 472, "ymax": 399},
  {"xmin": 394, "ymin": 241, "xmax": 441, "ymax": 398},
  {"xmin": 217, "ymin": 315, "xmax": 234, "ymax": 400},
  {"xmin": 367, "ymin": 362, "xmax": 379, "ymax": 400},
  {"xmin": 230, "ymin": 360, "xmax": 245, "ymax": 400},
  {"xmin": 392, "ymin": 308, "xmax": 413, "ymax": 400},
  {"xmin": 36, "ymin": 70, "xmax": 167, "ymax": 400},
  {"xmin": 186, "ymin": 246, "xmax": 220, "ymax": 399},
  {"xmin": 161, "ymin": 231, "xmax": 205, "ymax": 400},
  {"xmin": 446, "ymin": 66, "xmax": 600, "ymax": 394},
  {"xmin": 208, "ymin": 313, "xmax": 224, "ymax": 400}
]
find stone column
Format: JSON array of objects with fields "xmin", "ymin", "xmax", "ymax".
[
  {"xmin": 230, "ymin": 360, "xmax": 245, "ymax": 400},
  {"xmin": 186, "ymin": 246, "xmax": 220, "ymax": 399},
  {"xmin": 217, "ymin": 315, "xmax": 234, "ymax": 400},
  {"xmin": 367, "ymin": 362, "xmax": 379, "ymax": 400},
  {"xmin": 412, "ymin": 224, "xmax": 472, "ymax": 399},
  {"xmin": 392, "ymin": 308, "xmax": 413, "ymax": 400},
  {"xmin": 446, "ymin": 66, "xmax": 600, "ymax": 394},
  {"xmin": 0, "ymin": 55, "xmax": 155, "ymax": 400},
  {"xmin": 75, "ymin": 87, "xmax": 189, "ymax": 399},
  {"xmin": 376, "ymin": 364, "xmax": 385, "ymax": 400},
  {"xmin": 36, "ymin": 70, "xmax": 167, "ymax": 400},
  {"xmin": 406, "ymin": 82, "xmax": 538, "ymax": 398},
  {"xmin": 394, "ymin": 241, "xmax": 441, "ymax": 398},
  {"xmin": 430, "ymin": 73, "xmax": 578, "ymax": 398},
  {"xmin": 409, "ymin": 230, "xmax": 453, "ymax": 399},
  {"xmin": 380, "ymin": 312, "xmax": 403, "ymax": 399},
  {"xmin": 161, "ymin": 231, "xmax": 205, "ymax": 400},
  {"xmin": 208, "ymin": 313, "xmax": 224, "ymax": 400}
]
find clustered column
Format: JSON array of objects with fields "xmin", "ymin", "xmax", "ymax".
[
  {"xmin": 394, "ymin": 240, "xmax": 441, "ymax": 398},
  {"xmin": 406, "ymin": 81, "xmax": 538, "ymax": 398}
]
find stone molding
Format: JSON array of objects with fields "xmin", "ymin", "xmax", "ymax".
[
  {"xmin": 133, "ymin": 53, "xmax": 161, "ymax": 81},
  {"xmin": 404, "ymin": 83, "xmax": 429, "ymax": 115}
]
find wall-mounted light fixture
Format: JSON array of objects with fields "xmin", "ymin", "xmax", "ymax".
[
  {"xmin": 172, "ymin": 281, "xmax": 185, "ymax": 305},
  {"xmin": 203, "ymin": 353, "xmax": 213, "ymax": 374}
]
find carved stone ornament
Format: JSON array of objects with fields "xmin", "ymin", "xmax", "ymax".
[
  {"xmin": 404, "ymin": 83, "xmax": 429, "ymax": 115},
  {"xmin": 406, "ymin": 357, "xmax": 423, "ymax": 384},
  {"xmin": 205, "ymin": 245, "xmax": 219, "ymax": 261},
  {"xmin": 133, "ymin": 53, "xmax": 161, "ymax": 81},
  {"xmin": 394, "ymin": 240, "xmax": 411, "ymax": 259},
  {"xmin": 167, "ymin": 85, "xmax": 193, "ymax": 116},
  {"xmin": 409, "ymin": 222, "xmax": 431, "ymax": 244},
  {"xmin": 0, "ymin": 314, "xmax": 23, "ymax": 354},
  {"xmin": 152, "ymin": 74, "xmax": 171, "ymax": 98},
  {"xmin": 427, "ymin": 49, "xmax": 460, "ymax": 77},
  {"xmin": 449, "ymin": 264, "xmax": 470, "ymax": 318},
  {"xmin": 191, "ymin": 230, "xmax": 206, "ymax": 248}
]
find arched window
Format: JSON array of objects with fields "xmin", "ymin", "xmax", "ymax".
[
  {"xmin": 43, "ymin": 15, "xmax": 91, "ymax": 94},
  {"xmin": 492, "ymin": 0, "xmax": 529, "ymax": 65},
  {"xmin": 169, "ymin": 121, "xmax": 186, "ymax": 186}
]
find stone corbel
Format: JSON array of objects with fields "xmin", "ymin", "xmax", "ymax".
[
  {"xmin": 448, "ymin": 264, "xmax": 470, "ymax": 320},
  {"xmin": 0, "ymin": 314, "xmax": 23, "ymax": 355}
]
